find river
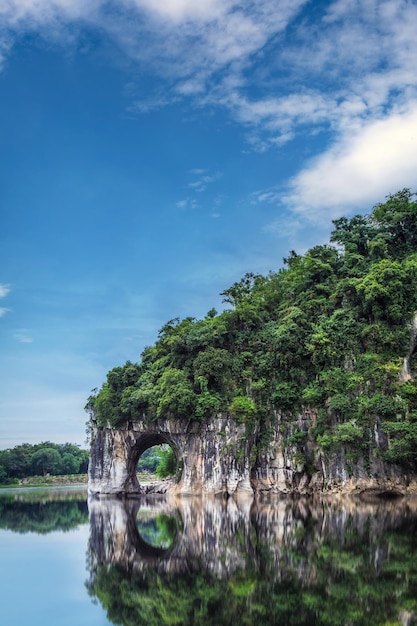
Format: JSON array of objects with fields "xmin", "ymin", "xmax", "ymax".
[{"xmin": 0, "ymin": 487, "xmax": 416, "ymax": 625}]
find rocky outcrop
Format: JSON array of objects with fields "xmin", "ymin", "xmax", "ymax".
[
  {"xmin": 88, "ymin": 410, "xmax": 416, "ymax": 497},
  {"xmin": 88, "ymin": 416, "xmax": 254, "ymax": 496},
  {"xmin": 252, "ymin": 409, "xmax": 413, "ymax": 496}
]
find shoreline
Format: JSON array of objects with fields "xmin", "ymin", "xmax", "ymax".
[{"xmin": 0, "ymin": 472, "xmax": 159, "ymax": 491}]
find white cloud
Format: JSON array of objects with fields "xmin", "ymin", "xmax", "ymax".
[
  {"xmin": 2, "ymin": 0, "xmax": 416, "ymax": 150},
  {"xmin": 129, "ymin": 0, "xmax": 228, "ymax": 22},
  {"xmin": 0, "ymin": 283, "xmax": 10, "ymax": 298},
  {"xmin": 1, "ymin": 0, "xmax": 417, "ymax": 218},
  {"xmin": 176, "ymin": 197, "xmax": 198, "ymax": 210},
  {"xmin": 0, "ymin": 284, "xmax": 11, "ymax": 317},
  {"xmin": 0, "ymin": 0, "xmax": 100, "ymax": 24},
  {"xmin": 13, "ymin": 329, "xmax": 34, "ymax": 343},
  {"xmin": 210, "ymin": 0, "xmax": 417, "ymax": 150},
  {"xmin": 0, "ymin": 0, "xmax": 309, "ymax": 104},
  {"xmin": 282, "ymin": 103, "xmax": 417, "ymax": 222}
]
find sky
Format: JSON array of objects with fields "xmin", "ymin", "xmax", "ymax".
[{"xmin": 1, "ymin": 0, "xmax": 417, "ymax": 448}]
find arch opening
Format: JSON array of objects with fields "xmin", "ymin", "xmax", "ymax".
[{"xmin": 129, "ymin": 434, "xmax": 181, "ymax": 489}]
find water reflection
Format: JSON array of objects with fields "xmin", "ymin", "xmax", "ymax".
[
  {"xmin": 87, "ymin": 495, "xmax": 417, "ymax": 625},
  {"xmin": 0, "ymin": 488, "xmax": 88, "ymax": 533},
  {"xmin": 136, "ymin": 509, "xmax": 180, "ymax": 552}
]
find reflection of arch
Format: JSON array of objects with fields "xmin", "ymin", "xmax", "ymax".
[
  {"xmin": 134, "ymin": 514, "xmax": 180, "ymax": 559},
  {"xmin": 122, "ymin": 499, "xmax": 182, "ymax": 563},
  {"xmin": 130, "ymin": 497, "xmax": 181, "ymax": 559}
]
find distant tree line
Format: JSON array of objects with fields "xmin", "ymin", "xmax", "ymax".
[
  {"xmin": 86, "ymin": 190, "xmax": 417, "ymax": 469},
  {"xmin": 0, "ymin": 442, "xmax": 89, "ymax": 484}
]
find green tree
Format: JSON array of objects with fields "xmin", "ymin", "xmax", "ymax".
[
  {"xmin": 154, "ymin": 368, "xmax": 197, "ymax": 419},
  {"xmin": 61, "ymin": 453, "xmax": 80, "ymax": 475},
  {"xmin": 31, "ymin": 448, "xmax": 62, "ymax": 475},
  {"xmin": 156, "ymin": 446, "xmax": 177, "ymax": 478}
]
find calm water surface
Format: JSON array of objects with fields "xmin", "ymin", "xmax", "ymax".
[{"xmin": 1, "ymin": 487, "xmax": 416, "ymax": 625}]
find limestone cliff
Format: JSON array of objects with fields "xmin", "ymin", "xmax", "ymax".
[
  {"xmin": 88, "ymin": 416, "xmax": 254, "ymax": 497},
  {"xmin": 252, "ymin": 409, "xmax": 412, "ymax": 495},
  {"xmin": 88, "ymin": 411, "xmax": 415, "ymax": 496}
]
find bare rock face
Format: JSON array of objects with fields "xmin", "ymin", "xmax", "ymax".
[
  {"xmin": 88, "ymin": 416, "xmax": 255, "ymax": 497},
  {"xmin": 88, "ymin": 412, "xmax": 415, "ymax": 497}
]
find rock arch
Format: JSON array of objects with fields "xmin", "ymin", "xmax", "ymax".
[
  {"xmin": 127, "ymin": 433, "xmax": 180, "ymax": 493},
  {"xmin": 88, "ymin": 416, "xmax": 254, "ymax": 497}
]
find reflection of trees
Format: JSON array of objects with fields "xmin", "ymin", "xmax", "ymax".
[
  {"xmin": 0, "ymin": 490, "xmax": 88, "ymax": 533},
  {"xmin": 87, "ymin": 496, "xmax": 417, "ymax": 626}
]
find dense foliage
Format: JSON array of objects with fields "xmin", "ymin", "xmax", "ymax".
[
  {"xmin": 86, "ymin": 191, "xmax": 417, "ymax": 468},
  {"xmin": 0, "ymin": 442, "xmax": 89, "ymax": 484}
]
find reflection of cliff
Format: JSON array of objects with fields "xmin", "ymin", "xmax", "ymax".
[
  {"xmin": 88, "ymin": 495, "xmax": 253, "ymax": 578},
  {"xmin": 87, "ymin": 495, "xmax": 417, "ymax": 626},
  {"xmin": 0, "ymin": 490, "xmax": 88, "ymax": 534}
]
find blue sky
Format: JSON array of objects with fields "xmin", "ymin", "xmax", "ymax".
[{"xmin": 1, "ymin": 0, "xmax": 417, "ymax": 448}]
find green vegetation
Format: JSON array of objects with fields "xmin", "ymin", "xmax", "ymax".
[
  {"xmin": 0, "ymin": 442, "xmax": 89, "ymax": 485},
  {"xmin": 137, "ymin": 446, "xmax": 164, "ymax": 474},
  {"xmin": 137, "ymin": 445, "xmax": 177, "ymax": 478},
  {"xmin": 155, "ymin": 446, "xmax": 177, "ymax": 478},
  {"xmin": 86, "ymin": 190, "xmax": 417, "ymax": 469}
]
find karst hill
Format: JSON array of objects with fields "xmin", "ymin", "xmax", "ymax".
[{"xmin": 87, "ymin": 190, "xmax": 417, "ymax": 496}]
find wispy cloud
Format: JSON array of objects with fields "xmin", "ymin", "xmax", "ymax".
[
  {"xmin": 0, "ymin": 283, "xmax": 11, "ymax": 317},
  {"xmin": 13, "ymin": 329, "xmax": 34, "ymax": 343},
  {"xmin": 0, "ymin": 283, "xmax": 10, "ymax": 299},
  {"xmin": 176, "ymin": 198, "xmax": 198, "ymax": 210},
  {"xmin": 3, "ymin": 1, "xmax": 415, "ymax": 135},
  {"xmin": 0, "ymin": 1, "xmax": 308, "ymax": 112},
  {"xmin": 187, "ymin": 170, "xmax": 222, "ymax": 193},
  {"xmin": 176, "ymin": 169, "xmax": 222, "ymax": 208}
]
